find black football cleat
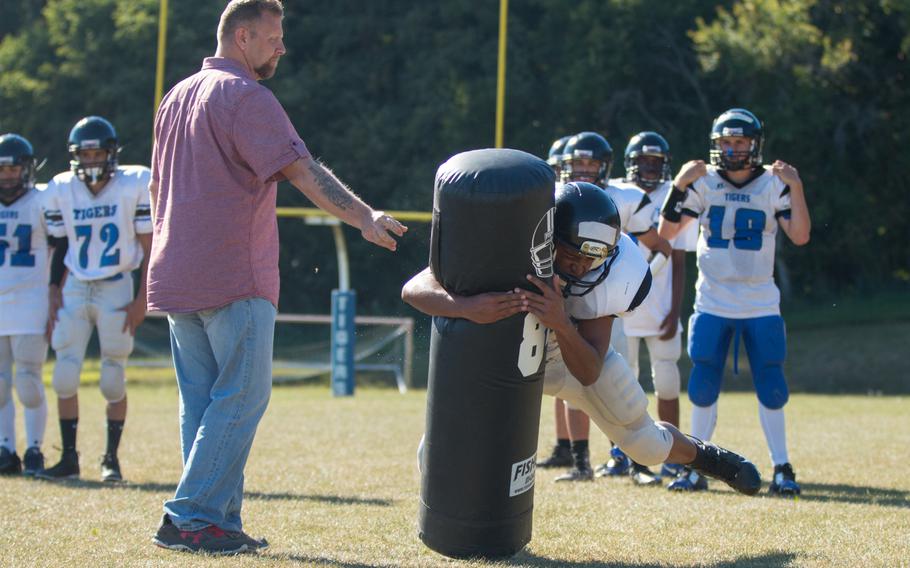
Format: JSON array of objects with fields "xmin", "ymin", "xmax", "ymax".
[
  {"xmin": 629, "ymin": 462, "xmax": 662, "ymax": 486},
  {"xmin": 537, "ymin": 444, "xmax": 573, "ymax": 468},
  {"xmin": 688, "ymin": 436, "xmax": 761, "ymax": 496},
  {"xmin": 768, "ymin": 463, "xmax": 801, "ymax": 496},
  {"xmin": 101, "ymin": 454, "xmax": 123, "ymax": 482},
  {"xmin": 36, "ymin": 450, "xmax": 80, "ymax": 480},
  {"xmin": 0, "ymin": 447, "xmax": 22, "ymax": 475},
  {"xmin": 22, "ymin": 447, "xmax": 44, "ymax": 476}
]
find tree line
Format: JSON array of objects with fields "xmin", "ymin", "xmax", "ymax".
[{"xmin": 2, "ymin": 0, "xmax": 908, "ymax": 319}]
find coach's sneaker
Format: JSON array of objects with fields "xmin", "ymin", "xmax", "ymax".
[
  {"xmin": 101, "ymin": 454, "xmax": 123, "ymax": 482},
  {"xmin": 660, "ymin": 462, "xmax": 684, "ymax": 479},
  {"xmin": 0, "ymin": 447, "xmax": 22, "ymax": 475},
  {"xmin": 595, "ymin": 446, "xmax": 630, "ymax": 477},
  {"xmin": 537, "ymin": 444, "xmax": 573, "ymax": 468},
  {"xmin": 768, "ymin": 463, "xmax": 801, "ymax": 496},
  {"xmin": 629, "ymin": 462, "xmax": 662, "ymax": 486},
  {"xmin": 554, "ymin": 457, "xmax": 594, "ymax": 482},
  {"xmin": 153, "ymin": 514, "xmax": 253, "ymax": 555},
  {"xmin": 36, "ymin": 450, "xmax": 80, "ymax": 480},
  {"xmin": 22, "ymin": 447, "xmax": 45, "ymax": 477},
  {"xmin": 667, "ymin": 467, "xmax": 708, "ymax": 492},
  {"xmin": 687, "ymin": 436, "xmax": 761, "ymax": 496}
]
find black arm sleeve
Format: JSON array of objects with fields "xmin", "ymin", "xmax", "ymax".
[
  {"xmin": 660, "ymin": 185, "xmax": 687, "ymax": 223},
  {"xmin": 49, "ymin": 237, "xmax": 68, "ymax": 286}
]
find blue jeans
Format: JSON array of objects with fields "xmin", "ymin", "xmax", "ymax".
[{"xmin": 163, "ymin": 298, "xmax": 276, "ymax": 531}]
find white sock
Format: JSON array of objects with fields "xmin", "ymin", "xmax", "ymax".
[
  {"xmin": 24, "ymin": 399, "xmax": 47, "ymax": 449},
  {"xmin": 0, "ymin": 399, "xmax": 16, "ymax": 453},
  {"xmin": 690, "ymin": 402, "xmax": 717, "ymax": 441},
  {"xmin": 758, "ymin": 403, "xmax": 789, "ymax": 466}
]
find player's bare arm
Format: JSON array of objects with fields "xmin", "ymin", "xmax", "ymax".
[
  {"xmin": 121, "ymin": 232, "xmax": 152, "ymax": 336},
  {"xmin": 520, "ymin": 275, "xmax": 608, "ymax": 385},
  {"xmin": 659, "ymin": 248, "xmax": 687, "ymax": 340},
  {"xmin": 281, "ymin": 157, "xmax": 407, "ymax": 252},
  {"xmin": 401, "ymin": 267, "xmax": 525, "ymax": 324},
  {"xmin": 772, "ymin": 160, "xmax": 811, "ymax": 246},
  {"xmin": 148, "ymin": 179, "xmax": 158, "ymax": 220}
]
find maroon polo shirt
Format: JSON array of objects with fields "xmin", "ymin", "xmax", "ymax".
[{"xmin": 148, "ymin": 57, "xmax": 309, "ymax": 312}]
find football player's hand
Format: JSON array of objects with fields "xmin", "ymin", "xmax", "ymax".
[
  {"xmin": 658, "ymin": 310, "xmax": 680, "ymax": 341},
  {"xmin": 673, "ymin": 160, "xmax": 707, "ymax": 189},
  {"xmin": 120, "ymin": 298, "xmax": 147, "ymax": 336},
  {"xmin": 519, "ymin": 275, "xmax": 572, "ymax": 331},
  {"xmin": 460, "ymin": 291, "xmax": 525, "ymax": 324},
  {"xmin": 46, "ymin": 285, "xmax": 64, "ymax": 342},
  {"xmin": 361, "ymin": 210, "xmax": 407, "ymax": 252},
  {"xmin": 771, "ymin": 160, "xmax": 801, "ymax": 187}
]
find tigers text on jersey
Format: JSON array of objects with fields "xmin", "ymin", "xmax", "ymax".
[
  {"xmin": 604, "ymin": 180, "xmax": 654, "ymax": 236},
  {"xmin": 546, "ymin": 234, "xmax": 651, "ymax": 363},
  {"xmin": 0, "ymin": 188, "xmax": 51, "ymax": 335},
  {"xmin": 44, "ymin": 166, "xmax": 152, "ymax": 281},
  {"xmin": 682, "ymin": 166, "xmax": 792, "ymax": 319},
  {"xmin": 623, "ymin": 181, "xmax": 698, "ymax": 337}
]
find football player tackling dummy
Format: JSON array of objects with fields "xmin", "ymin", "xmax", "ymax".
[
  {"xmin": 403, "ymin": 181, "xmax": 762, "ymax": 497},
  {"xmin": 658, "ymin": 108, "xmax": 810, "ymax": 495}
]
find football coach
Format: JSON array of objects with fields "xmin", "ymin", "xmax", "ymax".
[{"xmin": 148, "ymin": 0, "xmax": 406, "ymax": 555}]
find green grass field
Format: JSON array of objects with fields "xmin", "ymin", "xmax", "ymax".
[{"xmin": 0, "ymin": 383, "xmax": 907, "ymax": 567}]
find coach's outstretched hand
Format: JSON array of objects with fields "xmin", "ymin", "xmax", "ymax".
[{"xmin": 361, "ymin": 210, "xmax": 407, "ymax": 251}]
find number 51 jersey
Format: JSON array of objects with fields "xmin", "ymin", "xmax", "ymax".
[
  {"xmin": 0, "ymin": 188, "xmax": 51, "ymax": 335},
  {"xmin": 44, "ymin": 166, "xmax": 152, "ymax": 281},
  {"xmin": 682, "ymin": 165, "xmax": 792, "ymax": 319}
]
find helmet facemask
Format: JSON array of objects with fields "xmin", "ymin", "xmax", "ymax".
[
  {"xmin": 530, "ymin": 207, "xmax": 556, "ymax": 278},
  {"xmin": 627, "ymin": 152, "xmax": 669, "ymax": 191},
  {"xmin": 0, "ymin": 162, "xmax": 35, "ymax": 206},
  {"xmin": 561, "ymin": 154, "xmax": 608, "ymax": 186},
  {"xmin": 70, "ymin": 146, "xmax": 118, "ymax": 185}
]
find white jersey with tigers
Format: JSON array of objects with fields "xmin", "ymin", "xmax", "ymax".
[
  {"xmin": 0, "ymin": 188, "xmax": 51, "ymax": 335},
  {"xmin": 623, "ymin": 181, "xmax": 698, "ymax": 337},
  {"xmin": 546, "ymin": 234, "xmax": 651, "ymax": 363},
  {"xmin": 44, "ymin": 166, "xmax": 152, "ymax": 281},
  {"xmin": 605, "ymin": 179, "xmax": 654, "ymax": 236},
  {"xmin": 681, "ymin": 165, "xmax": 792, "ymax": 318}
]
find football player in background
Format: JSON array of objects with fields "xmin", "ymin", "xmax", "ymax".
[
  {"xmin": 539, "ymin": 131, "xmax": 672, "ymax": 482},
  {"xmin": 598, "ymin": 132, "xmax": 697, "ymax": 485},
  {"xmin": 658, "ymin": 108, "xmax": 810, "ymax": 495},
  {"xmin": 0, "ymin": 134, "xmax": 50, "ymax": 476},
  {"xmin": 37, "ymin": 116, "xmax": 153, "ymax": 482},
  {"xmin": 404, "ymin": 182, "xmax": 762, "ymax": 497}
]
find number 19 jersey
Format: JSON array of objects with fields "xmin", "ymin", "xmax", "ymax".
[
  {"xmin": 681, "ymin": 165, "xmax": 792, "ymax": 318},
  {"xmin": 0, "ymin": 188, "xmax": 50, "ymax": 335},
  {"xmin": 44, "ymin": 166, "xmax": 152, "ymax": 281}
]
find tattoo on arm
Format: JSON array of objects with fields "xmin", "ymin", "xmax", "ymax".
[{"xmin": 309, "ymin": 160, "xmax": 354, "ymax": 210}]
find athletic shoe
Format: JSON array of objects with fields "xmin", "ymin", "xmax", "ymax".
[
  {"xmin": 36, "ymin": 450, "xmax": 80, "ymax": 480},
  {"xmin": 536, "ymin": 444, "xmax": 573, "ymax": 468},
  {"xmin": 0, "ymin": 447, "xmax": 22, "ymax": 475},
  {"xmin": 153, "ymin": 514, "xmax": 258, "ymax": 555},
  {"xmin": 629, "ymin": 462, "xmax": 662, "ymax": 486},
  {"xmin": 554, "ymin": 455, "xmax": 594, "ymax": 482},
  {"xmin": 22, "ymin": 447, "xmax": 44, "ymax": 476},
  {"xmin": 101, "ymin": 454, "xmax": 123, "ymax": 482},
  {"xmin": 660, "ymin": 462, "xmax": 684, "ymax": 479},
  {"xmin": 667, "ymin": 467, "xmax": 708, "ymax": 491},
  {"xmin": 687, "ymin": 436, "xmax": 762, "ymax": 496},
  {"xmin": 768, "ymin": 463, "xmax": 801, "ymax": 496},
  {"xmin": 595, "ymin": 446, "xmax": 630, "ymax": 477}
]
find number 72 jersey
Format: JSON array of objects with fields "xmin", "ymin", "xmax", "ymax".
[
  {"xmin": 43, "ymin": 166, "xmax": 153, "ymax": 281},
  {"xmin": 682, "ymin": 165, "xmax": 792, "ymax": 319}
]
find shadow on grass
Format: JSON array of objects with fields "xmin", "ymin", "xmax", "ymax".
[
  {"xmin": 37, "ymin": 478, "xmax": 393, "ymax": 506},
  {"xmin": 254, "ymin": 556, "xmax": 399, "ymax": 568},
  {"xmin": 506, "ymin": 550, "xmax": 798, "ymax": 568},
  {"xmin": 792, "ymin": 481, "xmax": 909, "ymax": 509}
]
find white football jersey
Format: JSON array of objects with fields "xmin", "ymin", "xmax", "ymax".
[
  {"xmin": 0, "ymin": 188, "xmax": 51, "ymax": 335},
  {"xmin": 605, "ymin": 179, "xmax": 654, "ymax": 236},
  {"xmin": 546, "ymin": 234, "xmax": 651, "ymax": 363},
  {"xmin": 623, "ymin": 181, "xmax": 698, "ymax": 337},
  {"xmin": 681, "ymin": 165, "xmax": 791, "ymax": 318},
  {"xmin": 44, "ymin": 166, "xmax": 152, "ymax": 281}
]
